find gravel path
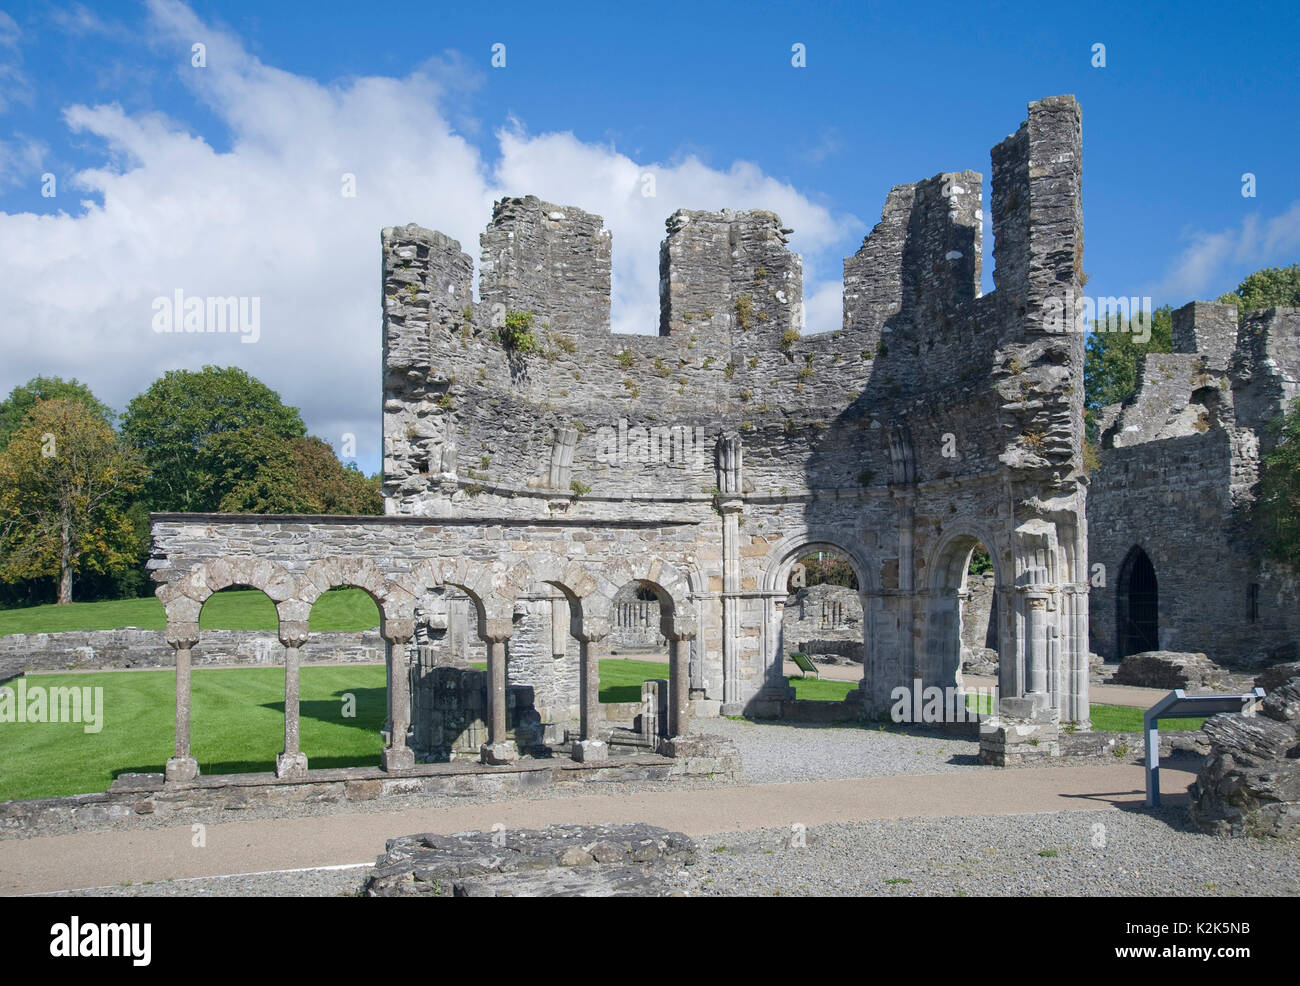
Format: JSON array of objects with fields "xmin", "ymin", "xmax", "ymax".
[
  {"xmin": 47, "ymin": 806, "xmax": 1300, "ymax": 897},
  {"xmin": 686, "ymin": 808, "xmax": 1300, "ymax": 897},
  {"xmin": 51, "ymin": 864, "xmax": 372, "ymax": 898},
  {"xmin": 706, "ymin": 717, "xmax": 980, "ymax": 783}
]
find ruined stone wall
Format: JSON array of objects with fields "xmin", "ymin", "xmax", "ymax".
[
  {"xmin": 781, "ymin": 584, "xmax": 864, "ymax": 661},
  {"xmin": 153, "ymin": 95, "xmax": 1093, "ymax": 725},
  {"xmin": 409, "ymin": 665, "xmax": 540, "ymax": 761},
  {"xmin": 1089, "ymin": 303, "xmax": 1300, "ymax": 665},
  {"xmin": 961, "ymin": 573, "xmax": 997, "ymax": 654},
  {"xmin": 507, "ymin": 591, "xmax": 581, "ymax": 723},
  {"xmin": 0, "ymin": 628, "xmax": 385, "ymax": 682}
]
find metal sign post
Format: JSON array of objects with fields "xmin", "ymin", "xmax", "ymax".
[{"xmin": 1143, "ymin": 687, "xmax": 1265, "ymax": 807}]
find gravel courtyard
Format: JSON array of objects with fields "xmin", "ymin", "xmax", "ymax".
[
  {"xmin": 55, "ymin": 807, "xmax": 1300, "ymax": 898},
  {"xmin": 25, "ymin": 719, "xmax": 1300, "ymax": 897}
]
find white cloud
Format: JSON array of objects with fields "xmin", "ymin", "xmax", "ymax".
[
  {"xmin": 0, "ymin": 0, "xmax": 857, "ymax": 472},
  {"xmin": 1155, "ymin": 201, "xmax": 1300, "ymax": 301}
]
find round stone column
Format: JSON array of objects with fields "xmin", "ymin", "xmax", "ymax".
[{"xmin": 164, "ymin": 623, "xmax": 201, "ymax": 784}]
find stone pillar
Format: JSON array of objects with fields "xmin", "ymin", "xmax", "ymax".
[
  {"xmin": 1026, "ymin": 594, "xmax": 1048, "ymax": 708},
  {"xmin": 716, "ymin": 433, "xmax": 746, "ymax": 715},
  {"xmin": 893, "ymin": 487, "xmax": 917, "ymax": 684},
  {"xmin": 580, "ymin": 636, "xmax": 604, "ymax": 741},
  {"xmin": 996, "ymin": 586, "xmax": 1020, "ymax": 699},
  {"xmin": 1069, "ymin": 584, "xmax": 1091, "ymax": 726},
  {"xmin": 381, "ymin": 620, "xmax": 415, "ymax": 772},
  {"xmin": 668, "ymin": 635, "xmax": 693, "ymax": 737},
  {"xmin": 760, "ymin": 591, "xmax": 794, "ymax": 703},
  {"xmin": 572, "ymin": 621, "xmax": 609, "ymax": 762},
  {"xmin": 276, "ymin": 621, "xmax": 310, "ymax": 780},
  {"xmin": 165, "ymin": 624, "xmax": 200, "ymax": 784},
  {"xmin": 720, "ymin": 505, "xmax": 742, "ymax": 713},
  {"xmin": 480, "ymin": 621, "xmax": 518, "ymax": 765}
]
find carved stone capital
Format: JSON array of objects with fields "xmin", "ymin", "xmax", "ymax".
[
  {"xmin": 278, "ymin": 621, "xmax": 310, "ymax": 649},
  {"xmin": 382, "ymin": 618, "xmax": 415, "ymax": 646},
  {"xmin": 165, "ymin": 623, "xmax": 200, "ymax": 650}
]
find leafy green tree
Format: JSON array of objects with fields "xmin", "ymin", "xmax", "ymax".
[
  {"xmin": 1253, "ymin": 397, "xmax": 1300, "ymax": 570},
  {"xmin": 288, "ymin": 436, "xmax": 382, "ymax": 514},
  {"xmin": 0, "ymin": 376, "xmax": 113, "ymax": 450},
  {"xmin": 1218, "ymin": 264, "xmax": 1300, "ymax": 317},
  {"xmin": 1083, "ymin": 305, "xmax": 1173, "ymax": 441},
  {"xmin": 0, "ymin": 400, "xmax": 146, "ymax": 604},
  {"xmin": 201, "ymin": 429, "xmax": 382, "ymax": 515},
  {"xmin": 120, "ymin": 366, "xmax": 306, "ymax": 512}
]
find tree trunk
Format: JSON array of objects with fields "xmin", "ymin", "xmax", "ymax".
[{"xmin": 58, "ymin": 513, "xmax": 73, "ymax": 605}]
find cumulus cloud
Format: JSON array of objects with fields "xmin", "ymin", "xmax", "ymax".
[
  {"xmin": 1155, "ymin": 200, "xmax": 1300, "ymax": 301},
  {"xmin": 0, "ymin": 0, "xmax": 858, "ymax": 472}
]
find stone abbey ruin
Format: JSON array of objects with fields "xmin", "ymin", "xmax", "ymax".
[
  {"xmin": 140, "ymin": 93, "xmax": 1298, "ymax": 791},
  {"xmin": 1090, "ymin": 303, "xmax": 1300, "ymax": 667}
]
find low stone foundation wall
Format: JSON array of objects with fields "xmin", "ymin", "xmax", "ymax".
[
  {"xmin": 1060, "ymin": 729, "xmax": 1209, "ymax": 759},
  {"xmin": 796, "ymin": 640, "xmax": 864, "ymax": 664},
  {"xmin": 367, "ymin": 823, "xmax": 696, "ymax": 896},
  {"xmin": 0, "ymin": 628, "xmax": 387, "ymax": 681},
  {"xmin": 0, "ymin": 738, "xmax": 742, "ymax": 839}
]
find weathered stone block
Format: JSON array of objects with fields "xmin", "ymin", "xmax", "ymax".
[
  {"xmin": 572, "ymin": 739, "xmax": 608, "ymax": 762},
  {"xmin": 480, "ymin": 741, "xmax": 518, "ymax": 765}
]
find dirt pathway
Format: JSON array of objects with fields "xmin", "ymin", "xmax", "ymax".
[{"xmin": 2, "ymin": 762, "xmax": 1195, "ymax": 895}]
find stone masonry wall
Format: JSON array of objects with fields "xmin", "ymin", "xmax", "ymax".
[
  {"xmin": 1089, "ymin": 303, "xmax": 1300, "ymax": 665},
  {"xmin": 0, "ymin": 628, "xmax": 385, "ymax": 682}
]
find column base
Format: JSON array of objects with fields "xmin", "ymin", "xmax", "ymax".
[
  {"xmin": 165, "ymin": 756, "xmax": 200, "ymax": 784},
  {"xmin": 381, "ymin": 747, "xmax": 416, "ymax": 772},
  {"xmin": 275, "ymin": 751, "xmax": 309, "ymax": 780},
  {"xmin": 480, "ymin": 741, "xmax": 518, "ymax": 765},
  {"xmin": 571, "ymin": 739, "xmax": 608, "ymax": 763}
]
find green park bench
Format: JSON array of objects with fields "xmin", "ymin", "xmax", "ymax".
[{"xmin": 790, "ymin": 652, "xmax": 820, "ymax": 679}]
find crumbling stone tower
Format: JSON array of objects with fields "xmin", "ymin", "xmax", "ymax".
[{"xmin": 149, "ymin": 95, "xmax": 1092, "ymax": 780}]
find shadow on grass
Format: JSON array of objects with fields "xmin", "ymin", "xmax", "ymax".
[
  {"xmin": 256, "ymin": 686, "xmax": 388, "ymax": 733},
  {"xmin": 599, "ymin": 685, "xmax": 643, "ymax": 704}
]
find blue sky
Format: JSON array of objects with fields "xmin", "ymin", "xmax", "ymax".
[{"xmin": 2, "ymin": 0, "xmax": 1298, "ymax": 475}]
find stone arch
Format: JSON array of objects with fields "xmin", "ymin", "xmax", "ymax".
[
  {"xmin": 760, "ymin": 529, "xmax": 877, "ymax": 595},
  {"xmin": 277, "ymin": 557, "xmax": 396, "ymax": 636},
  {"xmin": 923, "ymin": 526, "xmax": 1013, "ymax": 707},
  {"xmin": 1116, "ymin": 544, "xmax": 1159, "ymax": 657},
  {"xmin": 159, "ymin": 556, "xmax": 297, "ymax": 635},
  {"xmin": 596, "ymin": 556, "xmax": 696, "ymax": 639},
  {"xmin": 396, "ymin": 557, "xmax": 494, "ymax": 635},
  {"xmin": 926, "ymin": 526, "xmax": 1007, "ymax": 594},
  {"xmin": 502, "ymin": 554, "xmax": 599, "ymax": 639},
  {"xmin": 298, "ymin": 557, "xmax": 391, "ymax": 608},
  {"xmin": 499, "ymin": 552, "xmax": 699, "ymax": 641},
  {"xmin": 754, "ymin": 531, "xmax": 874, "ymax": 709}
]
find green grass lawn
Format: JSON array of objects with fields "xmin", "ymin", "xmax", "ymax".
[
  {"xmin": 1088, "ymin": 703, "xmax": 1205, "ymax": 733},
  {"xmin": 0, "ymin": 666, "xmax": 389, "ymax": 802},
  {"xmin": 0, "ymin": 587, "xmax": 381, "ymax": 636},
  {"xmin": 598, "ymin": 658, "xmax": 673, "ymax": 703},
  {"xmin": 0, "ymin": 660, "xmax": 1211, "ymax": 802},
  {"xmin": 0, "ymin": 658, "xmax": 675, "ymax": 800},
  {"xmin": 788, "ymin": 675, "xmax": 857, "ymax": 701},
  {"xmin": 794, "ymin": 683, "xmax": 1206, "ymax": 735}
]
